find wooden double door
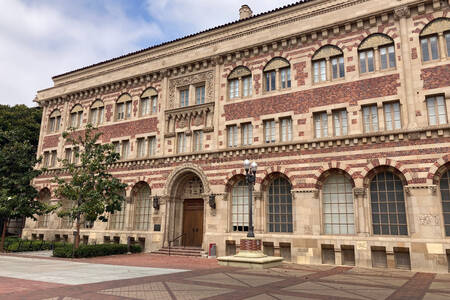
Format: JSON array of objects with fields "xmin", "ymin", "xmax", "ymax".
[{"xmin": 182, "ymin": 199, "xmax": 204, "ymax": 247}]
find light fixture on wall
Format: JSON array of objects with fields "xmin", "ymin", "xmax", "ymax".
[
  {"xmin": 209, "ymin": 194, "xmax": 216, "ymax": 209},
  {"xmin": 153, "ymin": 196, "xmax": 160, "ymax": 210}
]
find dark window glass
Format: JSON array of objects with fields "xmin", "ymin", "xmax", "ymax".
[
  {"xmin": 440, "ymin": 170, "xmax": 450, "ymax": 236},
  {"xmin": 370, "ymin": 171, "xmax": 408, "ymax": 235},
  {"xmin": 267, "ymin": 177, "xmax": 293, "ymax": 233}
]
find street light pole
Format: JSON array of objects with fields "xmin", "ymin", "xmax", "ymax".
[{"xmin": 244, "ymin": 159, "xmax": 257, "ymax": 238}]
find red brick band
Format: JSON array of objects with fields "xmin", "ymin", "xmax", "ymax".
[{"xmin": 240, "ymin": 238, "xmax": 262, "ymax": 251}]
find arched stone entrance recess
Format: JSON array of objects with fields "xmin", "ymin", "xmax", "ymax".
[{"xmin": 163, "ymin": 164, "xmax": 210, "ymax": 248}]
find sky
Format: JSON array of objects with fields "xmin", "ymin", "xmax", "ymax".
[{"xmin": 0, "ymin": 0, "xmax": 300, "ymax": 107}]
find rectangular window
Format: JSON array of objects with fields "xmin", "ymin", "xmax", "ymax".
[
  {"xmin": 314, "ymin": 112, "xmax": 328, "ymax": 138},
  {"xmin": 427, "ymin": 95, "xmax": 447, "ymax": 125},
  {"xmin": 281, "ymin": 68, "xmax": 291, "ymax": 89},
  {"xmin": 43, "ymin": 152, "xmax": 50, "ymax": 167},
  {"xmin": 73, "ymin": 147, "xmax": 79, "ymax": 164},
  {"xmin": 264, "ymin": 120, "xmax": 276, "ymax": 143},
  {"xmin": 359, "ymin": 50, "xmax": 374, "ymax": 73},
  {"xmin": 113, "ymin": 142, "xmax": 120, "ymax": 157},
  {"xmin": 180, "ymin": 89, "xmax": 189, "ymax": 107},
  {"xmin": 384, "ymin": 102, "xmax": 401, "ymax": 130},
  {"xmin": 243, "ymin": 76, "xmax": 252, "ymax": 97},
  {"xmin": 65, "ymin": 148, "xmax": 73, "ymax": 163},
  {"xmin": 193, "ymin": 130, "xmax": 203, "ymax": 152},
  {"xmin": 122, "ymin": 140, "xmax": 130, "ymax": 159},
  {"xmin": 90, "ymin": 108, "xmax": 98, "ymax": 125},
  {"xmin": 94, "ymin": 107, "xmax": 104, "ymax": 125},
  {"xmin": 117, "ymin": 103, "xmax": 125, "ymax": 120},
  {"xmin": 280, "ymin": 118, "xmax": 292, "ymax": 142},
  {"xmin": 141, "ymin": 98, "xmax": 150, "ymax": 116},
  {"xmin": 137, "ymin": 138, "xmax": 146, "ymax": 158},
  {"xmin": 70, "ymin": 113, "xmax": 77, "ymax": 128},
  {"xmin": 229, "ymin": 79, "xmax": 239, "ymax": 99},
  {"xmin": 380, "ymin": 45, "xmax": 396, "ymax": 69},
  {"xmin": 195, "ymin": 85, "xmax": 205, "ymax": 105},
  {"xmin": 363, "ymin": 104, "xmax": 379, "ymax": 132},
  {"xmin": 241, "ymin": 123, "xmax": 253, "ymax": 146},
  {"xmin": 333, "ymin": 110, "xmax": 348, "ymax": 137},
  {"xmin": 227, "ymin": 125, "xmax": 238, "ymax": 147},
  {"xmin": 421, "ymin": 36, "xmax": 439, "ymax": 61},
  {"xmin": 151, "ymin": 96, "xmax": 157, "ymax": 114},
  {"xmin": 50, "ymin": 150, "xmax": 57, "ymax": 167},
  {"xmin": 126, "ymin": 101, "xmax": 132, "ymax": 118},
  {"xmin": 314, "ymin": 60, "xmax": 327, "ymax": 83},
  {"xmin": 148, "ymin": 136, "xmax": 156, "ymax": 156},
  {"xmin": 332, "ymin": 56, "xmax": 345, "ymax": 79},
  {"xmin": 177, "ymin": 133, "xmax": 187, "ymax": 153},
  {"xmin": 265, "ymin": 71, "xmax": 276, "ymax": 91}
]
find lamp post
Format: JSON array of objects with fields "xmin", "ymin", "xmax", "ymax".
[{"xmin": 243, "ymin": 159, "xmax": 257, "ymax": 238}]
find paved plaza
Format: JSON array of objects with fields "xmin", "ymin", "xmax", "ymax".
[{"xmin": 0, "ymin": 253, "xmax": 449, "ymax": 299}]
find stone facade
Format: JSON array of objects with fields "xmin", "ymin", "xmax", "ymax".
[{"xmin": 26, "ymin": 0, "xmax": 450, "ymax": 273}]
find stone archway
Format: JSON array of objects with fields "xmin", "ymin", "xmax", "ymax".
[{"xmin": 164, "ymin": 164, "xmax": 209, "ymax": 248}]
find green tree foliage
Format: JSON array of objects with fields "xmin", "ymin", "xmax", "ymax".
[
  {"xmin": 0, "ymin": 105, "xmax": 47, "ymax": 251},
  {"xmin": 54, "ymin": 124, "xmax": 127, "ymax": 249}
]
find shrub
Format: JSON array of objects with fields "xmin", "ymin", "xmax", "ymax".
[
  {"xmin": 52, "ymin": 243, "xmax": 142, "ymax": 258},
  {"xmin": 5, "ymin": 239, "xmax": 67, "ymax": 252}
]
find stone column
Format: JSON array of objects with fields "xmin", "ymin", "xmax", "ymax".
[
  {"xmin": 439, "ymin": 32, "xmax": 447, "ymax": 60},
  {"xmin": 395, "ymin": 6, "xmax": 417, "ymax": 128},
  {"xmin": 353, "ymin": 187, "xmax": 369, "ymax": 236},
  {"xmin": 254, "ymin": 191, "xmax": 263, "ymax": 233}
]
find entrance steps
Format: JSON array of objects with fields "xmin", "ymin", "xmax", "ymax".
[{"xmin": 152, "ymin": 246, "xmax": 203, "ymax": 257}]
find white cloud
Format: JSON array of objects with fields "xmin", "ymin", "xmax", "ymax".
[
  {"xmin": 0, "ymin": 0, "xmax": 161, "ymax": 107},
  {"xmin": 0, "ymin": 0, "xmax": 299, "ymax": 107}
]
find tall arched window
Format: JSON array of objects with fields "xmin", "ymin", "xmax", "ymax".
[
  {"xmin": 370, "ymin": 171, "xmax": 407, "ymax": 235},
  {"xmin": 69, "ymin": 104, "xmax": 83, "ymax": 128},
  {"xmin": 116, "ymin": 94, "xmax": 132, "ymax": 121},
  {"xmin": 439, "ymin": 169, "xmax": 450, "ymax": 236},
  {"xmin": 267, "ymin": 177, "xmax": 293, "ymax": 233},
  {"xmin": 232, "ymin": 180, "xmax": 249, "ymax": 232},
  {"xmin": 228, "ymin": 66, "xmax": 252, "ymax": 99},
  {"xmin": 89, "ymin": 100, "xmax": 104, "ymax": 126},
  {"xmin": 48, "ymin": 110, "xmax": 61, "ymax": 133},
  {"xmin": 312, "ymin": 45, "xmax": 345, "ymax": 83},
  {"xmin": 134, "ymin": 183, "xmax": 152, "ymax": 231},
  {"xmin": 109, "ymin": 190, "xmax": 126, "ymax": 230},
  {"xmin": 322, "ymin": 174, "xmax": 354, "ymax": 234},
  {"xmin": 263, "ymin": 57, "xmax": 291, "ymax": 92},
  {"xmin": 419, "ymin": 18, "xmax": 450, "ymax": 62},
  {"xmin": 140, "ymin": 88, "xmax": 158, "ymax": 116},
  {"xmin": 358, "ymin": 34, "xmax": 396, "ymax": 73},
  {"xmin": 59, "ymin": 199, "xmax": 73, "ymax": 229},
  {"xmin": 37, "ymin": 189, "xmax": 51, "ymax": 228}
]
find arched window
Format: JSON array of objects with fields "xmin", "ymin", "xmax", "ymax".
[
  {"xmin": 109, "ymin": 190, "xmax": 126, "ymax": 230},
  {"xmin": 439, "ymin": 169, "xmax": 450, "ymax": 236},
  {"xmin": 370, "ymin": 171, "xmax": 407, "ymax": 235},
  {"xmin": 358, "ymin": 34, "xmax": 396, "ymax": 73},
  {"xmin": 267, "ymin": 177, "xmax": 293, "ymax": 233},
  {"xmin": 59, "ymin": 199, "xmax": 73, "ymax": 229},
  {"xmin": 322, "ymin": 174, "xmax": 354, "ymax": 234},
  {"xmin": 37, "ymin": 189, "xmax": 51, "ymax": 228},
  {"xmin": 48, "ymin": 110, "xmax": 61, "ymax": 133},
  {"xmin": 420, "ymin": 18, "xmax": 450, "ymax": 62},
  {"xmin": 69, "ymin": 104, "xmax": 83, "ymax": 128},
  {"xmin": 134, "ymin": 183, "xmax": 152, "ymax": 231},
  {"xmin": 228, "ymin": 66, "xmax": 252, "ymax": 99},
  {"xmin": 312, "ymin": 45, "xmax": 344, "ymax": 83},
  {"xmin": 89, "ymin": 100, "xmax": 104, "ymax": 126},
  {"xmin": 263, "ymin": 57, "xmax": 291, "ymax": 92},
  {"xmin": 232, "ymin": 180, "xmax": 249, "ymax": 232},
  {"xmin": 140, "ymin": 88, "xmax": 158, "ymax": 117},
  {"xmin": 116, "ymin": 94, "xmax": 132, "ymax": 121}
]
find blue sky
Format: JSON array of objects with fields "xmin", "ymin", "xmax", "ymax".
[{"xmin": 1, "ymin": 0, "xmax": 299, "ymax": 106}]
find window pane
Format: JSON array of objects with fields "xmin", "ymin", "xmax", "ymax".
[
  {"xmin": 421, "ymin": 38, "xmax": 430, "ymax": 61},
  {"xmin": 437, "ymin": 96, "xmax": 447, "ymax": 125},
  {"xmin": 323, "ymin": 174, "xmax": 354, "ymax": 234},
  {"xmin": 367, "ymin": 50, "xmax": 374, "ymax": 72},
  {"xmin": 427, "ymin": 97, "xmax": 437, "ymax": 125},
  {"xmin": 267, "ymin": 178, "xmax": 292, "ymax": 233},
  {"xmin": 360, "ymin": 52, "xmax": 366, "ymax": 73},
  {"xmin": 388, "ymin": 46, "xmax": 396, "ymax": 68},
  {"xmin": 332, "ymin": 58, "xmax": 338, "ymax": 79},
  {"xmin": 430, "ymin": 36, "xmax": 439, "ymax": 60},
  {"xmin": 270, "ymin": 71, "xmax": 276, "ymax": 90},
  {"xmin": 320, "ymin": 60, "xmax": 326, "ymax": 81},
  {"xmin": 446, "ymin": 33, "xmax": 450, "ymax": 57},
  {"xmin": 380, "ymin": 47, "xmax": 388, "ymax": 70},
  {"xmin": 314, "ymin": 61, "xmax": 319, "ymax": 83},
  {"xmin": 339, "ymin": 56, "xmax": 345, "ymax": 78}
]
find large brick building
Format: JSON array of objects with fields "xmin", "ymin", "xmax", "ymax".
[{"xmin": 26, "ymin": 0, "xmax": 450, "ymax": 273}]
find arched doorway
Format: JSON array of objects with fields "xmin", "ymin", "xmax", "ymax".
[{"xmin": 167, "ymin": 172, "xmax": 205, "ymax": 247}]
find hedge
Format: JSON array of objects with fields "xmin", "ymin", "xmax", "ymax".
[
  {"xmin": 53, "ymin": 243, "xmax": 142, "ymax": 258},
  {"xmin": 4, "ymin": 239, "xmax": 68, "ymax": 252}
]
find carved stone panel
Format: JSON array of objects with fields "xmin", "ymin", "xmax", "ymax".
[{"xmin": 168, "ymin": 70, "xmax": 215, "ymax": 109}]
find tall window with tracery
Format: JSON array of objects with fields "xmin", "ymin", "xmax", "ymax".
[
  {"xmin": 267, "ymin": 177, "xmax": 293, "ymax": 233},
  {"xmin": 134, "ymin": 183, "xmax": 152, "ymax": 231},
  {"xmin": 232, "ymin": 180, "xmax": 249, "ymax": 232},
  {"xmin": 109, "ymin": 191, "xmax": 126, "ymax": 230}
]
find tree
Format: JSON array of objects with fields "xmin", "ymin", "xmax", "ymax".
[
  {"xmin": 0, "ymin": 105, "xmax": 44, "ymax": 251},
  {"xmin": 0, "ymin": 131, "xmax": 49, "ymax": 251},
  {"xmin": 54, "ymin": 124, "xmax": 127, "ymax": 249}
]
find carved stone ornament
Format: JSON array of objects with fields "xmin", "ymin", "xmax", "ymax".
[
  {"xmin": 421, "ymin": 18, "xmax": 450, "ymax": 36},
  {"xmin": 312, "ymin": 45, "xmax": 343, "ymax": 61},
  {"xmin": 168, "ymin": 70, "xmax": 214, "ymax": 109},
  {"xmin": 228, "ymin": 66, "xmax": 251, "ymax": 80},
  {"xmin": 359, "ymin": 34, "xmax": 394, "ymax": 50},
  {"xmin": 353, "ymin": 187, "xmax": 366, "ymax": 197},
  {"xmin": 418, "ymin": 214, "xmax": 440, "ymax": 226},
  {"xmin": 394, "ymin": 6, "xmax": 410, "ymax": 20},
  {"xmin": 263, "ymin": 58, "xmax": 290, "ymax": 72}
]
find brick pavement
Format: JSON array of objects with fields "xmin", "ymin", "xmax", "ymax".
[{"xmin": 1, "ymin": 253, "xmax": 449, "ymax": 300}]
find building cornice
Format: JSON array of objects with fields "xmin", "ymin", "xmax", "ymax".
[{"xmin": 36, "ymin": 0, "xmax": 432, "ymax": 106}]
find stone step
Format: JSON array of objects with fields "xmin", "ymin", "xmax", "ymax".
[{"xmin": 152, "ymin": 246, "xmax": 204, "ymax": 257}]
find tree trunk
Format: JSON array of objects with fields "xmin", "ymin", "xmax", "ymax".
[
  {"xmin": 0, "ymin": 218, "xmax": 8, "ymax": 252},
  {"xmin": 75, "ymin": 216, "xmax": 80, "ymax": 249}
]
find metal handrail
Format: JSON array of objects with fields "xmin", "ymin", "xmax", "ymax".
[{"xmin": 168, "ymin": 232, "xmax": 186, "ymax": 256}]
